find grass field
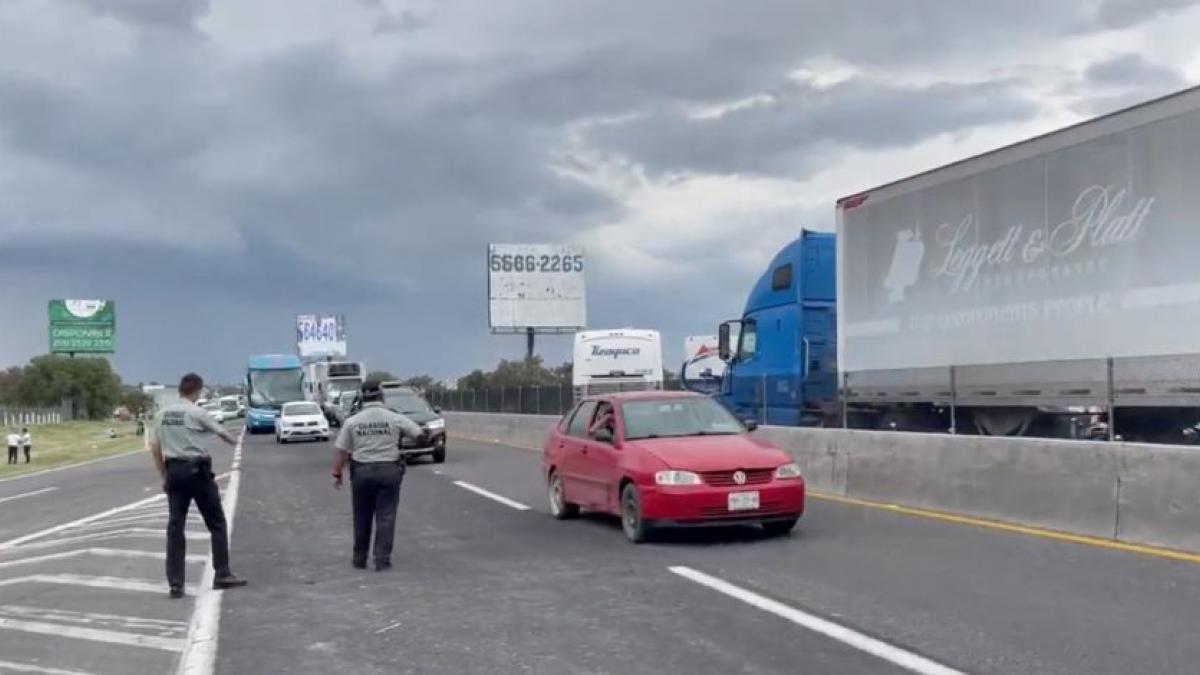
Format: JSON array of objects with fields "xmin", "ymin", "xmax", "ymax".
[{"xmin": 0, "ymin": 420, "xmax": 143, "ymax": 479}]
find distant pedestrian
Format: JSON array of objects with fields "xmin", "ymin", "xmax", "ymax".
[
  {"xmin": 19, "ymin": 428, "xmax": 31, "ymax": 464},
  {"xmin": 5, "ymin": 430, "xmax": 18, "ymax": 465},
  {"xmin": 331, "ymin": 380, "xmax": 424, "ymax": 571},
  {"xmin": 148, "ymin": 372, "xmax": 248, "ymax": 599}
]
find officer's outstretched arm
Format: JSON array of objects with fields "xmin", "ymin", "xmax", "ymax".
[{"xmin": 395, "ymin": 412, "xmax": 423, "ymax": 440}]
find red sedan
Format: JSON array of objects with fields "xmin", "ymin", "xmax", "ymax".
[{"xmin": 542, "ymin": 391, "xmax": 805, "ymax": 542}]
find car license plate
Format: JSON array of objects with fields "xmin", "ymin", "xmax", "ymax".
[{"xmin": 728, "ymin": 491, "xmax": 760, "ymax": 512}]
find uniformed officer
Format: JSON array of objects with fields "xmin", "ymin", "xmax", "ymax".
[
  {"xmin": 331, "ymin": 380, "xmax": 424, "ymax": 571},
  {"xmin": 148, "ymin": 372, "xmax": 248, "ymax": 599}
]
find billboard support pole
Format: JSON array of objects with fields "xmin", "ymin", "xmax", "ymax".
[{"xmin": 526, "ymin": 327, "xmax": 535, "ymax": 361}]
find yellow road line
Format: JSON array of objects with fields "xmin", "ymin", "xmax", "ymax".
[{"xmin": 809, "ymin": 490, "xmax": 1200, "ymax": 566}]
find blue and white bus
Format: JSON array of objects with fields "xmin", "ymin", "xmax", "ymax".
[{"xmin": 245, "ymin": 354, "xmax": 305, "ymax": 433}]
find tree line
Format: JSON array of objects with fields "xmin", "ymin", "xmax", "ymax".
[
  {"xmin": 367, "ymin": 356, "xmax": 573, "ymax": 394},
  {"xmin": 0, "ymin": 354, "xmax": 151, "ymax": 420}
]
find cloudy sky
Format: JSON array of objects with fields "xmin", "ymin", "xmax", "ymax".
[{"xmin": 2, "ymin": 0, "xmax": 1199, "ymax": 385}]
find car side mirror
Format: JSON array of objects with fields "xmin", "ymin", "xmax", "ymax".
[
  {"xmin": 743, "ymin": 419, "xmax": 759, "ymax": 432},
  {"xmin": 592, "ymin": 427, "xmax": 614, "ymax": 444}
]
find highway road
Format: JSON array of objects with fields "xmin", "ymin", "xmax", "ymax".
[
  {"xmin": 218, "ymin": 432, "xmax": 1200, "ymax": 675},
  {"xmin": 3, "ymin": 427, "xmax": 1200, "ymax": 674},
  {"xmin": 0, "ymin": 426, "xmax": 238, "ymax": 675}
]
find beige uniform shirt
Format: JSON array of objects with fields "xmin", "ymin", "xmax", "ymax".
[{"xmin": 154, "ymin": 399, "xmax": 221, "ymax": 459}]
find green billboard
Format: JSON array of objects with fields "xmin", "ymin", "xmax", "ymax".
[{"xmin": 49, "ymin": 299, "xmax": 116, "ymax": 354}]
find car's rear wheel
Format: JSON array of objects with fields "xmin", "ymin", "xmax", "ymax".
[
  {"xmin": 762, "ymin": 517, "xmax": 799, "ymax": 537},
  {"xmin": 620, "ymin": 483, "xmax": 651, "ymax": 543},
  {"xmin": 547, "ymin": 471, "xmax": 579, "ymax": 520}
]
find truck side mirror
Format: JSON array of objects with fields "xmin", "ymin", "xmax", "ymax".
[{"xmin": 718, "ymin": 322, "xmax": 732, "ymax": 362}]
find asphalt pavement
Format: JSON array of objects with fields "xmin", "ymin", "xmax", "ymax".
[
  {"xmin": 215, "ymin": 432, "xmax": 1200, "ymax": 675},
  {"xmin": 4, "ymin": 425, "xmax": 1200, "ymax": 674},
  {"xmin": 0, "ymin": 425, "xmax": 238, "ymax": 675}
]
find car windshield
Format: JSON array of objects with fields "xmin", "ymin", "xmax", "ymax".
[
  {"xmin": 383, "ymin": 391, "xmax": 432, "ymax": 414},
  {"xmin": 621, "ymin": 398, "xmax": 744, "ymax": 440},
  {"xmin": 283, "ymin": 403, "xmax": 321, "ymax": 416},
  {"xmin": 220, "ymin": 400, "xmax": 239, "ymax": 412}
]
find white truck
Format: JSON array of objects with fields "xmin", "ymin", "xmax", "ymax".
[
  {"xmin": 836, "ymin": 85, "xmax": 1200, "ymax": 441},
  {"xmin": 303, "ymin": 360, "xmax": 366, "ymax": 425},
  {"xmin": 573, "ymin": 329, "xmax": 664, "ymax": 401}
]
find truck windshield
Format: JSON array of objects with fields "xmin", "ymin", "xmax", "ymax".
[{"xmin": 622, "ymin": 398, "xmax": 744, "ymax": 440}]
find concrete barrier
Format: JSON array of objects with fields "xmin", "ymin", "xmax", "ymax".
[{"xmin": 447, "ymin": 411, "xmax": 1200, "ymax": 552}]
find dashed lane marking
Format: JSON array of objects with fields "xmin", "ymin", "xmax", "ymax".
[
  {"xmin": 0, "ymin": 574, "xmax": 200, "ymax": 595},
  {"xmin": 0, "ymin": 659, "xmax": 96, "ymax": 674},
  {"xmin": 0, "ymin": 487, "xmax": 58, "ymax": 505},
  {"xmin": 0, "ymin": 547, "xmax": 205, "ymax": 571},
  {"xmin": 452, "ymin": 480, "xmax": 531, "ymax": 511},
  {"xmin": 669, "ymin": 566, "xmax": 968, "ymax": 675}
]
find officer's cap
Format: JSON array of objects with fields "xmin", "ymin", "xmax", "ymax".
[{"xmin": 361, "ymin": 380, "xmax": 384, "ymax": 399}]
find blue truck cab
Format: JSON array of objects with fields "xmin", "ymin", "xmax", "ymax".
[{"xmin": 716, "ymin": 230, "xmax": 838, "ymax": 426}]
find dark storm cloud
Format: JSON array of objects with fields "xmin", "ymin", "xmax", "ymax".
[
  {"xmin": 1084, "ymin": 53, "xmax": 1184, "ymax": 89},
  {"xmin": 67, "ymin": 0, "xmax": 211, "ymax": 30},
  {"xmin": 1093, "ymin": 0, "xmax": 1200, "ymax": 28},
  {"xmin": 4, "ymin": 0, "xmax": 1200, "ymax": 382},
  {"xmin": 1069, "ymin": 53, "xmax": 1187, "ymax": 116},
  {"xmin": 584, "ymin": 77, "xmax": 1038, "ymax": 178}
]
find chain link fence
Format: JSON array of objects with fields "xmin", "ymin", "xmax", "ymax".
[{"xmin": 429, "ymin": 380, "xmax": 687, "ymax": 417}]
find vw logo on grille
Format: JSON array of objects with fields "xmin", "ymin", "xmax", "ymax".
[{"xmin": 732, "ymin": 470, "xmax": 747, "ymax": 485}]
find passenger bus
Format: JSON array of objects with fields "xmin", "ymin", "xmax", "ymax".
[{"xmin": 245, "ymin": 354, "xmax": 305, "ymax": 433}]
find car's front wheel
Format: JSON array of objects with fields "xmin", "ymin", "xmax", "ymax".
[
  {"xmin": 432, "ymin": 445, "xmax": 446, "ymax": 464},
  {"xmin": 620, "ymin": 483, "xmax": 651, "ymax": 543},
  {"xmin": 547, "ymin": 471, "xmax": 579, "ymax": 520},
  {"xmin": 762, "ymin": 517, "xmax": 799, "ymax": 537}
]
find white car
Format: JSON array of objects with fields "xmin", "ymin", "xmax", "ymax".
[
  {"xmin": 204, "ymin": 403, "xmax": 228, "ymax": 424},
  {"xmin": 275, "ymin": 401, "xmax": 330, "ymax": 444}
]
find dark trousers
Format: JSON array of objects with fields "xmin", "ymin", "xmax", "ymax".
[
  {"xmin": 6, "ymin": 446, "xmax": 15, "ymax": 464},
  {"xmin": 165, "ymin": 458, "xmax": 231, "ymax": 588},
  {"xmin": 23, "ymin": 445, "xmax": 30, "ymax": 463},
  {"xmin": 350, "ymin": 461, "xmax": 405, "ymax": 564}
]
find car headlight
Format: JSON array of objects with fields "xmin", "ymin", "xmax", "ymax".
[
  {"xmin": 655, "ymin": 470, "xmax": 702, "ymax": 486},
  {"xmin": 424, "ymin": 418, "xmax": 445, "ymax": 430},
  {"xmin": 774, "ymin": 463, "xmax": 803, "ymax": 480}
]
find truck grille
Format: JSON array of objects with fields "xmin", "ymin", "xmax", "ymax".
[{"xmin": 699, "ymin": 469, "xmax": 773, "ymax": 487}]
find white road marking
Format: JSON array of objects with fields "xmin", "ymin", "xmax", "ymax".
[
  {"xmin": 668, "ymin": 566, "xmax": 968, "ymax": 675},
  {"xmin": 0, "ymin": 659, "xmax": 96, "ymax": 675},
  {"xmin": 452, "ymin": 481, "xmax": 531, "ymax": 511},
  {"xmin": 0, "ymin": 605, "xmax": 188, "ymax": 633},
  {"xmin": 0, "ymin": 547, "xmax": 205, "ymax": 570},
  {"xmin": 0, "ymin": 487, "xmax": 58, "ymax": 505},
  {"xmin": 10, "ymin": 528, "xmax": 208, "ymax": 553},
  {"xmin": 0, "ymin": 449, "xmax": 143, "ymax": 485},
  {"xmin": 0, "ymin": 493, "xmax": 165, "ymax": 550},
  {"xmin": 0, "ymin": 617, "xmax": 185, "ymax": 652},
  {"xmin": 177, "ymin": 431, "xmax": 245, "ymax": 675},
  {"xmin": 373, "ymin": 621, "xmax": 403, "ymax": 635},
  {"xmin": 0, "ymin": 574, "xmax": 198, "ymax": 595}
]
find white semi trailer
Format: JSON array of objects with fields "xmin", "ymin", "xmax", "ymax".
[{"xmin": 836, "ymin": 86, "xmax": 1200, "ymax": 441}]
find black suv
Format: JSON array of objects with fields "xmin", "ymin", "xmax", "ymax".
[{"xmin": 380, "ymin": 385, "xmax": 447, "ymax": 463}]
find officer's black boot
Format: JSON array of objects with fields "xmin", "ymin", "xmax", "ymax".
[
  {"xmin": 213, "ymin": 573, "xmax": 248, "ymax": 590},
  {"xmin": 352, "ymin": 558, "xmax": 367, "ymax": 570},
  {"xmin": 169, "ymin": 585, "xmax": 185, "ymax": 600},
  {"xmin": 375, "ymin": 559, "xmax": 391, "ymax": 572}
]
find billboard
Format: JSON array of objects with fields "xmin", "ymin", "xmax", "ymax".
[
  {"xmin": 49, "ymin": 299, "xmax": 115, "ymax": 354},
  {"xmin": 488, "ymin": 244, "xmax": 586, "ymax": 332},
  {"xmin": 839, "ymin": 99, "xmax": 1200, "ymax": 373},
  {"xmin": 296, "ymin": 314, "xmax": 347, "ymax": 358}
]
